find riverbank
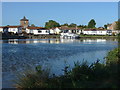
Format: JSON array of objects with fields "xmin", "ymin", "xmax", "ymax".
[
  {"xmin": 2, "ymin": 34, "xmax": 118, "ymax": 40},
  {"xmin": 14, "ymin": 47, "xmax": 119, "ymax": 88},
  {"xmin": 2, "ymin": 33, "xmax": 27, "ymax": 40},
  {"xmin": 80, "ymin": 35, "xmax": 118, "ymax": 39}
]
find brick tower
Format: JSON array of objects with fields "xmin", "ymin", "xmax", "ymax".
[{"xmin": 20, "ymin": 16, "xmax": 29, "ymax": 28}]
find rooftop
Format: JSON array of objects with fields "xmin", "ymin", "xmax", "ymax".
[{"xmin": 20, "ymin": 16, "xmax": 29, "ymax": 21}]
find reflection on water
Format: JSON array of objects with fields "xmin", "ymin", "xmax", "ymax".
[
  {"xmin": 1, "ymin": 38, "xmax": 118, "ymax": 88},
  {"xmin": 1, "ymin": 38, "xmax": 117, "ymax": 44}
]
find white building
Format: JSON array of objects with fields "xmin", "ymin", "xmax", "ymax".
[
  {"xmin": 0, "ymin": 26, "xmax": 22, "ymax": 34},
  {"xmin": 0, "ymin": 27, "xmax": 3, "ymax": 33},
  {"xmin": 26, "ymin": 27, "xmax": 49, "ymax": 35},
  {"xmin": 83, "ymin": 29, "xmax": 112, "ymax": 35},
  {"xmin": 112, "ymin": 30, "xmax": 120, "ymax": 35},
  {"xmin": 7, "ymin": 26, "xmax": 22, "ymax": 34},
  {"xmin": 49, "ymin": 29, "xmax": 55, "ymax": 34},
  {"xmin": 83, "ymin": 29, "xmax": 97, "ymax": 35},
  {"xmin": 96, "ymin": 30, "xmax": 107, "ymax": 35},
  {"xmin": 54, "ymin": 27, "xmax": 61, "ymax": 34}
]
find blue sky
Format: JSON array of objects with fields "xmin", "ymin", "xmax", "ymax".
[{"xmin": 2, "ymin": 2, "xmax": 118, "ymax": 27}]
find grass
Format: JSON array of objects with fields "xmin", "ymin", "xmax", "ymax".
[{"xmin": 13, "ymin": 46, "xmax": 120, "ymax": 89}]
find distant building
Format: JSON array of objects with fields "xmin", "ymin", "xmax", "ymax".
[
  {"xmin": 107, "ymin": 21, "xmax": 117, "ymax": 30},
  {"xmin": 0, "ymin": 26, "xmax": 22, "ymax": 34},
  {"xmin": 83, "ymin": 29, "xmax": 112, "ymax": 35},
  {"xmin": 20, "ymin": 16, "xmax": 29, "ymax": 28},
  {"xmin": 98, "ymin": 27, "xmax": 104, "ymax": 30},
  {"xmin": 0, "ymin": 16, "xmax": 48, "ymax": 35},
  {"xmin": 26, "ymin": 27, "xmax": 49, "ymax": 35}
]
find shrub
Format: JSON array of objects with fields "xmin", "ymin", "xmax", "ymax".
[{"xmin": 14, "ymin": 47, "xmax": 120, "ymax": 88}]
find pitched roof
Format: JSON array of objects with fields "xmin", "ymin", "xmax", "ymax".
[
  {"xmin": 20, "ymin": 16, "xmax": 29, "ymax": 21},
  {"xmin": 0, "ymin": 26, "xmax": 22, "ymax": 28},
  {"xmin": 84, "ymin": 29, "xmax": 97, "ymax": 31},
  {"xmin": 59, "ymin": 26, "xmax": 81, "ymax": 30},
  {"xmin": 84, "ymin": 29, "xmax": 107, "ymax": 31},
  {"xmin": 0, "ymin": 26, "xmax": 5, "ymax": 28},
  {"xmin": 6, "ymin": 26, "xmax": 22, "ymax": 28},
  {"xmin": 27, "ymin": 27, "xmax": 45, "ymax": 30}
]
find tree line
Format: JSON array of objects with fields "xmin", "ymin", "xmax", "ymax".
[
  {"xmin": 30, "ymin": 19, "xmax": 120, "ymax": 30},
  {"xmin": 44, "ymin": 19, "xmax": 96, "ymax": 29}
]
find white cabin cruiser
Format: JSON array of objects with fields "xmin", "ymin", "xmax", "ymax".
[{"xmin": 60, "ymin": 33, "xmax": 80, "ymax": 39}]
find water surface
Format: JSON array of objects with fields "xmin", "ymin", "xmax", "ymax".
[{"xmin": 1, "ymin": 38, "xmax": 118, "ymax": 88}]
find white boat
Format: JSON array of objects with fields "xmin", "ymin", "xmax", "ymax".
[{"xmin": 60, "ymin": 33, "xmax": 80, "ymax": 39}]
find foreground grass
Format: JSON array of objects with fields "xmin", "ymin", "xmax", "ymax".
[{"xmin": 14, "ymin": 47, "xmax": 120, "ymax": 88}]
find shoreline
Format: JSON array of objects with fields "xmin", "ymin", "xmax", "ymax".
[{"xmin": 1, "ymin": 34, "xmax": 118, "ymax": 40}]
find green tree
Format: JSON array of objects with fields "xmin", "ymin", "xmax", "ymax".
[
  {"xmin": 68, "ymin": 23, "xmax": 77, "ymax": 27},
  {"xmin": 61, "ymin": 23, "xmax": 69, "ymax": 26},
  {"xmin": 31, "ymin": 24, "xmax": 36, "ymax": 27},
  {"xmin": 78, "ymin": 25, "xmax": 87, "ymax": 29},
  {"xmin": 45, "ymin": 20, "xmax": 60, "ymax": 29},
  {"xmin": 88, "ymin": 19, "xmax": 96, "ymax": 28},
  {"xmin": 104, "ymin": 24, "xmax": 107, "ymax": 29}
]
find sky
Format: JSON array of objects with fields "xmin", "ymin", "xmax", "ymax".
[{"xmin": 2, "ymin": 2, "xmax": 118, "ymax": 27}]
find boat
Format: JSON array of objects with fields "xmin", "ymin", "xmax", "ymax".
[{"xmin": 60, "ymin": 33, "xmax": 80, "ymax": 39}]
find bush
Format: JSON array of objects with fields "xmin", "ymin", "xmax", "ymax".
[
  {"xmin": 14, "ymin": 48, "xmax": 120, "ymax": 88},
  {"xmin": 106, "ymin": 48, "xmax": 119, "ymax": 64}
]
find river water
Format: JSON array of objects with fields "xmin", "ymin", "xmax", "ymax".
[{"xmin": 1, "ymin": 38, "xmax": 118, "ymax": 88}]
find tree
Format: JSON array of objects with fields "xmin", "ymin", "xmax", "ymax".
[
  {"xmin": 78, "ymin": 25, "xmax": 87, "ymax": 29},
  {"xmin": 45, "ymin": 20, "xmax": 60, "ymax": 29},
  {"xmin": 88, "ymin": 19, "xmax": 96, "ymax": 28},
  {"xmin": 61, "ymin": 23, "xmax": 69, "ymax": 26},
  {"xmin": 115, "ymin": 19, "xmax": 120, "ymax": 30},
  {"xmin": 68, "ymin": 23, "xmax": 77, "ymax": 27},
  {"xmin": 104, "ymin": 24, "xmax": 107, "ymax": 29},
  {"xmin": 31, "ymin": 24, "xmax": 36, "ymax": 27}
]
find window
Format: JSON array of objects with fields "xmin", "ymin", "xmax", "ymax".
[
  {"xmin": 38, "ymin": 30, "xmax": 42, "ymax": 33},
  {"xmin": 46, "ymin": 30, "xmax": 49, "ymax": 33},
  {"xmin": 24, "ymin": 21, "xmax": 26, "ymax": 24}
]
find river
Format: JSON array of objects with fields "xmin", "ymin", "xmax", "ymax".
[{"xmin": 1, "ymin": 38, "xmax": 118, "ymax": 88}]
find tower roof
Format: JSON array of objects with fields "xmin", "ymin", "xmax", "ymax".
[{"xmin": 20, "ymin": 16, "xmax": 29, "ymax": 21}]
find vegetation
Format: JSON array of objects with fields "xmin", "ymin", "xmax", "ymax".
[
  {"xmin": 14, "ymin": 45, "xmax": 119, "ymax": 88},
  {"xmin": 104, "ymin": 24, "xmax": 107, "ymax": 29},
  {"xmin": 31, "ymin": 24, "xmax": 36, "ymax": 27},
  {"xmin": 68, "ymin": 23, "xmax": 77, "ymax": 27},
  {"xmin": 45, "ymin": 20, "xmax": 60, "ymax": 29},
  {"xmin": 61, "ymin": 23, "xmax": 69, "ymax": 26},
  {"xmin": 88, "ymin": 19, "xmax": 96, "ymax": 28},
  {"xmin": 61, "ymin": 23, "xmax": 87, "ymax": 29},
  {"xmin": 78, "ymin": 25, "xmax": 87, "ymax": 29},
  {"xmin": 115, "ymin": 19, "xmax": 120, "ymax": 30}
]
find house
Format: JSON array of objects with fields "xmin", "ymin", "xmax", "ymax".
[
  {"xmin": 54, "ymin": 27, "xmax": 61, "ymax": 34},
  {"xmin": 98, "ymin": 27, "xmax": 104, "ymax": 30},
  {"xmin": 83, "ymin": 29, "xmax": 97, "ymax": 35},
  {"xmin": 0, "ymin": 26, "xmax": 22, "ymax": 34},
  {"xmin": 59, "ymin": 26, "xmax": 82, "ymax": 34},
  {"xmin": 49, "ymin": 29, "xmax": 55, "ymax": 35},
  {"xmin": 7, "ymin": 26, "xmax": 22, "ymax": 34},
  {"xmin": 111, "ymin": 30, "xmax": 120, "ymax": 35},
  {"xmin": 26, "ymin": 27, "xmax": 49, "ymax": 35},
  {"xmin": 49, "ymin": 27, "xmax": 62, "ymax": 35},
  {"xmin": 0, "ymin": 26, "xmax": 4, "ymax": 33},
  {"xmin": 1, "ymin": 26, "xmax": 9, "ymax": 34},
  {"xmin": 96, "ymin": 30, "xmax": 107, "ymax": 35},
  {"xmin": 107, "ymin": 22, "xmax": 117, "ymax": 30},
  {"xmin": 83, "ymin": 29, "xmax": 111, "ymax": 35}
]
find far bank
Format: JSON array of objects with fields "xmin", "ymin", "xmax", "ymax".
[{"xmin": 1, "ymin": 33, "xmax": 118, "ymax": 40}]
